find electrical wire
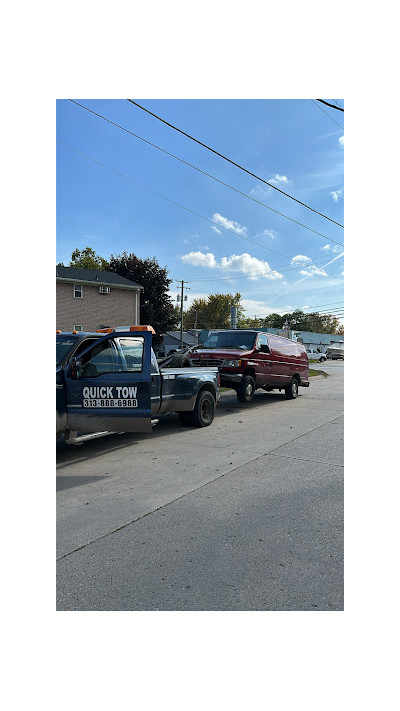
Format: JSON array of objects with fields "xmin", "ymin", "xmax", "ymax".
[
  {"xmin": 57, "ymin": 140, "xmax": 342, "ymax": 283},
  {"xmin": 126, "ymin": 99, "xmax": 344, "ymax": 228},
  {"xmin": 68, "ymin": 100, "xmax": 344, "ymax": 248},
  {"xmin": 311, "ymin": 100, "xmax": 344, "ymax": 130},
  {"xmin": 57, "ymin": 139, "xmax": 292, "ymax": 261},
  {"xmin": 186, "ymin": 256, "xmax": 341, "ymax": 283},
  {"xmin": 317, "ymin": 99, "xmax": 344, "ymax": 112}
]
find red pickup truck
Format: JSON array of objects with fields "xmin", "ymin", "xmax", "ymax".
[{"xmin": 189, "ymin": 329, "xmax": 309, "ymax": 403}]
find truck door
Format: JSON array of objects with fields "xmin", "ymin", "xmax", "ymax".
[
  {"xmin": 255, "ymin": 333, "xmax": 272, "ymax": 384},
  {"xmin": 64, "ymin": 331, "xmax": 153, "ymax": 433}
]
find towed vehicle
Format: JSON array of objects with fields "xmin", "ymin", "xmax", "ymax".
[
  {"xmin": 189, "ymin": 329, "xmax": 309, "ymax": 403},
  {"xmin": 56, "ymin": 326, "xmax": 220, "ymax": 444}
]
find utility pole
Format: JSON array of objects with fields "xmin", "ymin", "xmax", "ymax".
[{"xmin": 176, "ymin": 280, "xmax": 190, "ymax": 348}]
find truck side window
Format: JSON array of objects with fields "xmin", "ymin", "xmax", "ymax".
[
  {"xmin": 81, "ymin": 340, "xmax": 123, "ymax": 377},
  {"xmin": 150, "ymin": 348, "xmax": 160, "ymax": 375},
  {"xmin": 115, "ymin": 337, "xmax": 145, "ymax": 372},
  {"xmin": 258, "ymin": 333, "xmax": 270, "ymax": 353}
]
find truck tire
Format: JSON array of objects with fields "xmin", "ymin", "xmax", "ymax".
[
  {"xmin": 319, "ymin": 355, "xmax": 326, "ymax": 362},
  {"xmin": 285, "ymin": 377, "xmax": 299, "ymax": 399},
  {"xmin": 169, "ymin": 354, "xmax": 191, "ymax": 367},
  {"xmin": 189, "ymin": 391, "xmax": 215, "ymax": 427},
  {"xmin": 237, "ymin": 375, "xmax": 255, "ymax": 403}
]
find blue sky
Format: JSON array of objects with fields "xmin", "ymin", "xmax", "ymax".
[{"xmin": 57, "ymin": 99, "xmax": 344, "ymax": 323}]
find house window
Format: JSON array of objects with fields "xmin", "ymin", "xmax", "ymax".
[
  {"xmin": 74, "ymin": 284, "xmax": 83, "ymax": 298},
  {"xmin": 74, "ymin": 325, "xmax": 82, "ymax": 332}
]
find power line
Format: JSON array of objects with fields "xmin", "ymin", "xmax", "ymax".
[
  {"xmin": 317, "ymin": 99, "xmax": 344, "ymax": 112},
  {"xmin": 126, "ymin": 99, "xmax": 344, "ymax": 228},
  {"xmin": 311, "ymin": 100, "xmax": 344, "ymax": 130},
  {"xmin": 68, "ymin": 100, "xmax": 344, "ymax": 248},
  {"xmin": 57, "ymin": 140, "xmax": 342, "ymax": 284},
  {"xmin": 57, "ymin": 139, "xmax": 292, "ymax": 261},
  {"xmin": 186, "ymin": 256, "xmax": 342, "ymax": 283}
]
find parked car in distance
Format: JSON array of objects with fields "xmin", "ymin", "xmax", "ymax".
[
  {"xmin": 326, "ymin": 345, "xmax": 344, "ymax": 360},
  {"xmin": 189, "ymin": 329, "xmax": 309, "ymax": 403},
  {"xmin": 305, "ymin": 348, "xmax": 326, "ymax": 362}
]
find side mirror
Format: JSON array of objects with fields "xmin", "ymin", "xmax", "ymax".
[
  {"xmin": 69, "ymin": 357, "xmax": 82, "ymax": 379},
  {"xmin": 259, "ymin": 345, "xmax": 270, "ymax": 353}
]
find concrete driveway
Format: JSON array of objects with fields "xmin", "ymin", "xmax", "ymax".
[{"xmin": 57, "ymin": 362, "xmax": 344, "ymax": 610}]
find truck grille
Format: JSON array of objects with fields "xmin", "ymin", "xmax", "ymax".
[{"xmin": 191, "ymin": 358, "xmax": 224, "ymax": 368}]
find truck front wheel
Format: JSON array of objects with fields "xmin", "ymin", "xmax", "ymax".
[
  {"xmin": 190, "ymin": 391, "xmax": 215, "ymax": 427},
  {"xmin": 237, "ymin": 375, "xmax": 255, "ymax": 403}
]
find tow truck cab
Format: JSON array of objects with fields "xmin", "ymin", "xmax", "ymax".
[{"xmin": 56, "ymin": 326, "xmax": 220, "ymax": 442}]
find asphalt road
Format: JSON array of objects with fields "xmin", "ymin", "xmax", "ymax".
[{"xmin": 57, "ymin": 362, "xmax": 344, "ymax": 611}]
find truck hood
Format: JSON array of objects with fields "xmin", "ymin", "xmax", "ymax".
[{"xmin": 192, "ymin": 348, "xmax": 252, "ymax": 359}]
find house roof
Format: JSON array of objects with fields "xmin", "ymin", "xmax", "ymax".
[
  {"xmin": 56, "ymin": 265, "xmax": 143, "ymax": 290},
  {"xmin": 293, "ymin": 331, "xmax": 344, "ymax": 345}
]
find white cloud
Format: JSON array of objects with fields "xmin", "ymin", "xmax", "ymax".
[
  {"xmin": 220, "ymin": 253, "xmax": 283, "ymax": 280},
  {"xmin": 240, "ymin": 299, "xmax": 287, "ymax": 318},
  {"xmin": 330, "ymin": 187, "xmax": 344, "ymax": 202},
  {"xmin": 210, "ymin": 225, "xmax": 221, "ymax": 234},
  {"xmin": 181, "ymin": 251, "xmax": 217, "ymax": 268},
  {"xmin": 299, "ymin": 265, "xmax": 328, "ymax": 277},
  {"xmin": 321, "ymin": 243, "xmax": 344, "ymax": 254},
  {"xmin": 260, "ymin": 229, "xmax": 276, "ymax": 240},
  {"xmin": 249, "ymin": 175, "xmax": 290, "ymax": 198},
  {"xmin": 291, "ymin": 255, "xmax": 312, "ymax": 266},
  {"xmin": 339, "ymin": 135, "xmax": 344, "ymax": 146},
  {"xmin": 269, "ymin": 173, "xmax": 289, "ymax": 186},
  {"xmin": 181, "ymin": 251, "xmax": 283, "ymax": 280},
  {"xmin": 212, "ymin": 213, "xmax": 247, "ymax": 236}
]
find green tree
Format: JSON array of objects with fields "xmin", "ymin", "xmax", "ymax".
[
  {"xmin": 183, "ymin": 293, "xmax": 244, "ymax": 330},
  {"xmin": 237, "ymin": 315, "xmax": 264, "ymax": 329},
  {"xmin": 285, "ymin": 309, "xmax": 342, "ymax": 334},
  {"xmin": 262, "ymin": 312, "xmax": 285, "ymax": 329},
  {"xmin": 69, "ymin": 247, "xmax": 108, "ymax": 270},
  {"xmin": 106, "ymin": 251, "xmax": 177, "ymax": 342}
]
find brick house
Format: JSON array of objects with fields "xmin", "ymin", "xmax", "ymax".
[{"xmin": 56, "ymin": 266, "xmax": 143, "ymax": 332}]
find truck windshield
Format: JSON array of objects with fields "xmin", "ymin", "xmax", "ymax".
[
  {"xmin": 202, "ymin": 332, "xmax": 256, "ymax": 350},
  {"xmin": 56, "ymin": 336, "xmax": 77, "ymax": 367}
]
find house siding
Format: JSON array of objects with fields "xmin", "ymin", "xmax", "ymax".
[{"xmin": 56, "ymin": 282, "xmax": 140, "ymax": 331}]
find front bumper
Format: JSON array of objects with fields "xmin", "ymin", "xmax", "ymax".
[{"xmin": 219, "ymin": 372, "xmax": 243, "ymax": 386}]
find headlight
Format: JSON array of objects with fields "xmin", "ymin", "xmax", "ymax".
[{"xmin": 223, "ymin": 359, "xmax": 241, "ymax": 367}]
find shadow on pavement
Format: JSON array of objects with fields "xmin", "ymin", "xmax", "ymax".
[{"xmin": 56, "ymin": 389, "xmax": 305, "ymax": 467}]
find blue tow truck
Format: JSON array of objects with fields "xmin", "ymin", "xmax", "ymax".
[{"xmin": 56, "ymin": 326, "xmax": 220, "ymax": 444}]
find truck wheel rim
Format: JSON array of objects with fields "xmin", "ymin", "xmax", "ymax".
[
  {"xmin": 246, "ymin": 383, "xmax": 253, "ymax": 396},
  {"xmin": 292, "ymin": 381, "xmax": 298, "ymax": 395},
  {"xmin": 202, "ymin": 399, "xmax": 212, "ymax": 420}
]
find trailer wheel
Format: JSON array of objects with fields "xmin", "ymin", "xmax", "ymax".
[
  {"xmin": 190, "ymin": 391, "xmax": 215, "ymax": 427},
  {"xmin": 237, "ymin": 375, "xmax": 255, "ymax": 403},
  {"xmin": 169, "ymin": 354, "xmax": 191, "ymax": 367},
  {"xmin": 285, "ymin": 377, "xmax": 299, "ymax": 399}
]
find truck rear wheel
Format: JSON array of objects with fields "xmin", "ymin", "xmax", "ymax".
[
  {"xmin": 237, "ymin": 375, "xmax": 255, "ymax": 403},
  {"xmin": 285, "ymin": 377, "xmax": 299, "ymax": 399},
  {"xmin": 189, "ymin": 391, "xmax": 215, "ymax": 427}
]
